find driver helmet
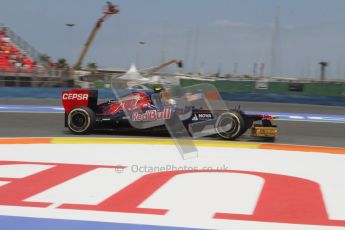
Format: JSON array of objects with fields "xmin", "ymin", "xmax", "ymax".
[{"xmin": 153, "ymin": 87, "xmax": 163, "ymax": 93}]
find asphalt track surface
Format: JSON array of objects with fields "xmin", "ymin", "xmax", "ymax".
[{"xmin": 0, "ymin": 98, "xmax": 344, "ymax": 147}]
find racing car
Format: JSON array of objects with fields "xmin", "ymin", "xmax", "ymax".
[{"xmin": 61, "ymin": 88, "xmax": 277, "ymax": 140}]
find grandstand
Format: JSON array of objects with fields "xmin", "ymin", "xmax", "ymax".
[
  {"xmin": 0, "ymin": 25, "xmax": 72, "ymax": 87},
  {"xmin": 0, "ymin": 27, "xmax": 35, "ymax": 73}
]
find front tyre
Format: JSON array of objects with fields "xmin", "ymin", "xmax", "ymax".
[
  {"xmin": 215, "ymin": 111, "xmax": 245, "ymax": 140},
  {"xmin": 67, "ymin": 107, "xmax": 96, "ymax": 134}
]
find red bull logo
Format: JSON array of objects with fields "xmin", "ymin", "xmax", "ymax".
[{"xmin": 132, "ymin": 108, "xmax": 172, "ymax": 121}]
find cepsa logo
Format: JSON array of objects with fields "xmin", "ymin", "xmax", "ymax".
[
  {"xmin": 62, "ymin": 93, "xmax": 88, "ymax": 100},
  {"xmin": 0, "ymin": 160, "xmax": 344, "ymax": 227}
]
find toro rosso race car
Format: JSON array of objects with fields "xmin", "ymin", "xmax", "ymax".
[{"xmin": 61, "ymin": 88, "xmax": 278, "ymax": 140}]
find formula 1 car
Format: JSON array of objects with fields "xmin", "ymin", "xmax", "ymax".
[{"xmin": 61, "ymin": 88, "xmax": 278, "ymax": 140}]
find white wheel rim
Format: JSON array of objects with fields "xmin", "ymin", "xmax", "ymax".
[{"xmin": 68, "ymin": 108, "xmax": 91, "ymax": 133}]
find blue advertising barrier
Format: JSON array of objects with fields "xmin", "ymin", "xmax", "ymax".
[
  {"xmin": 219, "ymin": 92, "xmax": 345, "ymax": 106},
  {"xmin": 0, "ymin": 87, "xmax": 114, "ymax": 99},
  {"xmin": 0, "ymin": 87, "xmax": 344, "ymax": 106}
]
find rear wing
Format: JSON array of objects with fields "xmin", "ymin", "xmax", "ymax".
[{"xmin": 61, "ymin": 89, "xmax": 98, "ymax": 113}]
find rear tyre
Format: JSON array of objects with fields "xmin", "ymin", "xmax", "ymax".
[
  {"xmin": 67, "ymin": 107, "xmax": 96, "ymax": 134},
  {"xmin": 215, "ymin": 111, "xmax": 246, "ymax": 140}
]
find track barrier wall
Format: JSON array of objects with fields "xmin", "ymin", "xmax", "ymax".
[
  {"xmin": 1, "ymin": 81, "xmax": 345, "ymax": 106},
  {"xmin": 181, "ymin": 79, "xmax": 345, "ymax": 97},
  {"xmin": 0, "ymin": 87, "xmax": 114, "ymax": 99},
  {"xmin": 180, "ymin": 79, "xmax": 345, "ymax": 106}
]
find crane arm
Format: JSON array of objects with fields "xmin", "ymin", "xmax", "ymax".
[
  {"xmin": 142, "ymin": 59, "xmax": 183, "ymax": 75},
  {"xmin": 74, "ymin": 20, "xmax": 102, "ymax": 70},
  {"xmin": 73, "ymin": 2, "xmax": 119, "ymax": 70}
]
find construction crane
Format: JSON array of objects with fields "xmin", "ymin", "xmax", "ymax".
[
  {"xmin": 73, "ymin": 2, "xmax": 119, "ymax": 70},
  {"xmin": 142, "ymin": 59, "xmax": 183, "ymax": 75}
]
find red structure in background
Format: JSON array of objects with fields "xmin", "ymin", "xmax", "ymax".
[{"xmin": 0, "ymin": 28, "xmax": 35, "ymax": 73}]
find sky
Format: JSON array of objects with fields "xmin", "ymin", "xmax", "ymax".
[{"xmin": 1, "ymin": 0, "xmax": 345, "ymax": 79}]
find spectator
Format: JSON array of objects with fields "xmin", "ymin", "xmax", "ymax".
[
  {"xmin": 1, "ymin": 37, "xmax": 10, "ymax": 43},
  {"xmin": 15, "ymin": 61, "xmax": 22, "ymax": 69}
]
